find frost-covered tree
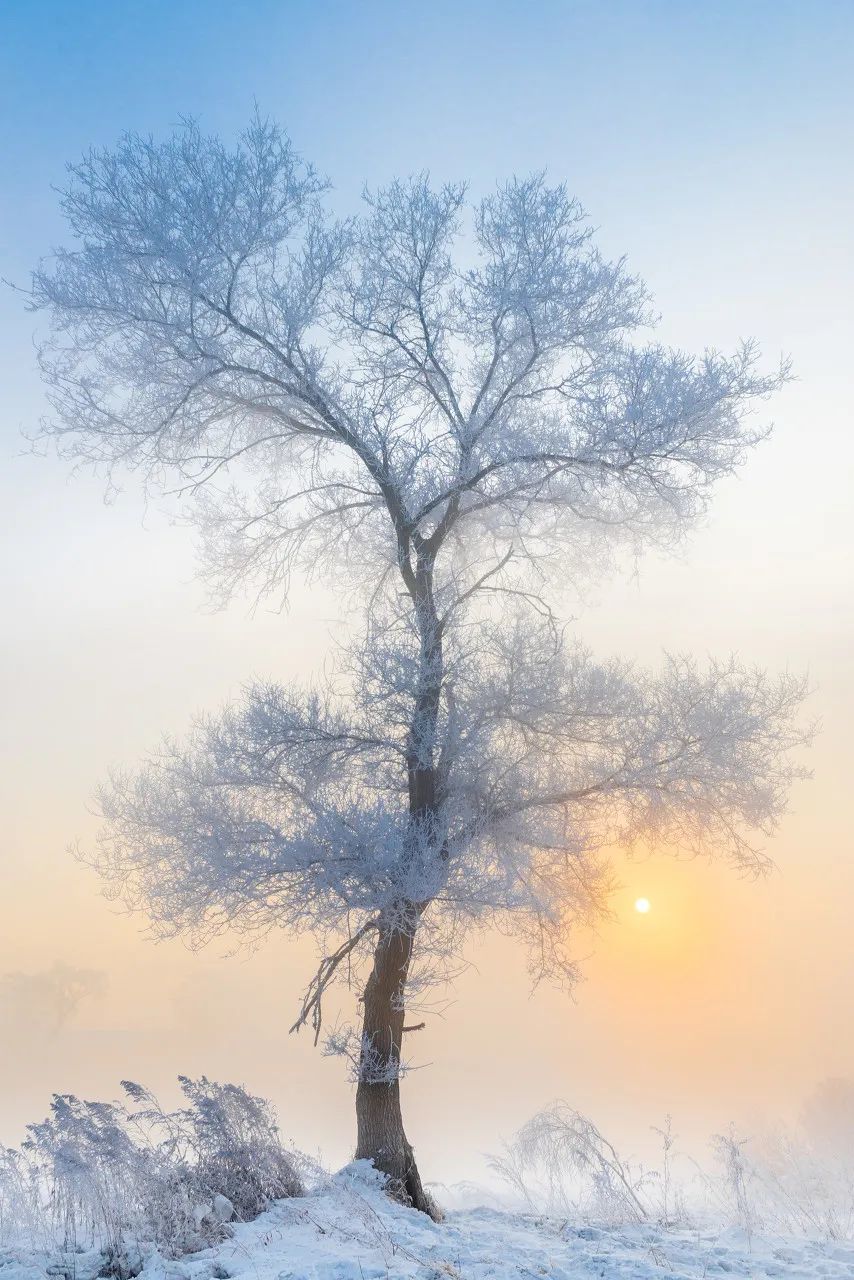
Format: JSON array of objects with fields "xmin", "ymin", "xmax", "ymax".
[{"xmin": 31, "ymin": 118, "xmax": 808, "ymax": 1214}]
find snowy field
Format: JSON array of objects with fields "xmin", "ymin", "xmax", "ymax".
[
  {"xmin": 4, "ymin": 1163, "xmax": 854, "ymax": 1280},
  {"xmin": 5, "ymin": 1085, "xmax": 854, "ymax": 1280}
]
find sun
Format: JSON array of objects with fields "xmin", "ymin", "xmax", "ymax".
[{"xmin": 634, "ymin": 897, "xmax": 651, "ymax": 914}]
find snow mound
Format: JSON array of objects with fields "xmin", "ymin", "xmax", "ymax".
[{"xmin": 5, "ymin": 1162, "xmax": 854, "ymax": 1280}]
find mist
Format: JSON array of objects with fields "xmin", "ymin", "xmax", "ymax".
[{"xmin": 1, "ymin": 0, "xmax": 851, "ymax": 1229}]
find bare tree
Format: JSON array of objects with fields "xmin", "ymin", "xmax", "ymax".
[
  {"xmin": 30, "ymin": 117, "xmax": 808, "ymax": 1214},
  {"xmin": 0, "ymin": 961, "xmax": 106, "ymax": 1034}
]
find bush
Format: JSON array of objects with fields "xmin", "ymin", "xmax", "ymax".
[
  {"xmin": 0, "ymin": 1077, "xmax": 304, "ymax": 1266},
  {"xmin": 493, "ymin": 1103, "xmax": 854, "ymax": 1242},
  {"xmin": 490, "ymin": 1103, "xmax": 652, "ymax": 1224}
]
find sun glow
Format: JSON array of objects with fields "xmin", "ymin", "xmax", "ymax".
[{"xmin": 634, "ymin": 897, "xmax": 651, "ymax": 914}]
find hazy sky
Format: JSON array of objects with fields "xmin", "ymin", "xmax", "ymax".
[{"xmin": 1, "ymin": 0, "xmax": 853, "ymax": 1183}]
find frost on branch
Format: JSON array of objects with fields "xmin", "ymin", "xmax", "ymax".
[
  {"xmin": 31, "ymin": 117, "xmax": 807, "ymax": 1092},
  {"xmin": 92, "ymin": 614, "xmax": 809, "ymax": 992},
  {"xmin": 490, "ymin": 1103, "xmax": 651, "ymax": 1223},
  {"xmin": 1, "ymin": 1077, "xmax": 304, "ymax": 1260},
  {"xmin": 322, "ymin": 1024, "xmax": 411, "ymax": 1085},
  {"xmin": 31, "ymin": 123, "xmax": 786, "ymax": 610}
]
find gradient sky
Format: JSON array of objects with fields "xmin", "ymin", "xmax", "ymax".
[{"xmin": 1, "ymin": 0, "xmax": 853, "ymax": 1183}]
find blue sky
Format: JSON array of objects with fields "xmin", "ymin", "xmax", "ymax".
[
  {"xmin": 3, "ymin": 1, "xmax": 853, "ymax": 223},
  {"xmin": 3, "ymin": 0, "xmax": 853, "ymax": 416},
  {"xmin": 0, "ymin": 0, "xmax": 848, "ymax": 460}
]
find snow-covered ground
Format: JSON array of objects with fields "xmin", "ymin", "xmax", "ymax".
[{"xmin": 5, "ymin": 1163, "xmax": 854, "ymax": 1280}]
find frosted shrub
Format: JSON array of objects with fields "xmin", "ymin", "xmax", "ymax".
[
  {"xmin": 0, "ymin": 1145, "xmax": 45, "ymax": 1250},
  {"xmin": 169, "ymin": 1076, "xmax": 304, "ymax": 1220},
  {"xmin": 494, "ymin": 1105, "xmax": 854, "ymax": 1242},
  {"xmin": 0, "ymin": 1078, "xmax": 304, "ymax": 1265},
  {"xmin": 711, "ymin": 1127, "xmax": 758, "ymax": 1242},
  {"xmin": 23, "ymin": 1094, "xmax": 151, "ymax": 1263},
  {"xmin": 713, "ymin": 1125, "xmax": 854, "ymax": 1242},
  {"xmin": 491, "ymin": 1103, "xmax": 650, "ymax": 1224}
]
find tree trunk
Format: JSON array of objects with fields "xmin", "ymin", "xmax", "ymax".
[
  {"xmin": 354, "ymin": 917, "xmax": 437, "ymax": 1218},
  {"xmin": 353, "ymin": 550, "xmax": 443, "ymax": 1217}
]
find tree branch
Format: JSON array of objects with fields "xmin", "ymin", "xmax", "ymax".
[{"xmin": 290, "ymin": 918, "xmax": 382, "ymax": 1045}]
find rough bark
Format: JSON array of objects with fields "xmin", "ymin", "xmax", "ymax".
[
  {"xmin": 352, "ymin": 549, "xmax": 445, "ymax": 1218},
  {"xmin": 354, "ymin": 918, "xmax": 437, "ymax": 1217}
]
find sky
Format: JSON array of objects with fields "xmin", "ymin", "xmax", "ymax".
[{"xmin": 1, "ymin": 0, "xmax": 853, "ymax": 1184}]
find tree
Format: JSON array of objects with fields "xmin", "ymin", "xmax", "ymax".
[
  {"xmin": 30, "ymin": 118, "xmax": 808, "ymax": 1215},
  {"xmin": 801, "ymin": 1079, "xmax": 854, "ymax": 1156}
]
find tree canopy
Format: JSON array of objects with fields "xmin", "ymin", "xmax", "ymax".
[{"xmin": 31, "ymin": 116, "xmax": 808, "ymax": 1208}]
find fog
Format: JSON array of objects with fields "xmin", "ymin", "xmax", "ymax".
[{"xmin": 1, "ymin": 0, "xmax": 852, "ymax": 1188}]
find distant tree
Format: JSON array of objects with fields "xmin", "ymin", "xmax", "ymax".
[
  {"xmin": 802, "ymin": 1079, "xmax": 854, "ymax": 1156},
  {"xmin": 0, "ymin": 961, "xmax": 106, "ymax": 1034},
  {"xmin": 31, "ymin": 118, "xmax": 808, "ymax": 1214}
]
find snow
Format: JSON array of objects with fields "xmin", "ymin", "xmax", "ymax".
[{"xmin": 4, "ymin": 1163, "xmax": 854, "ymax": 1280}]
